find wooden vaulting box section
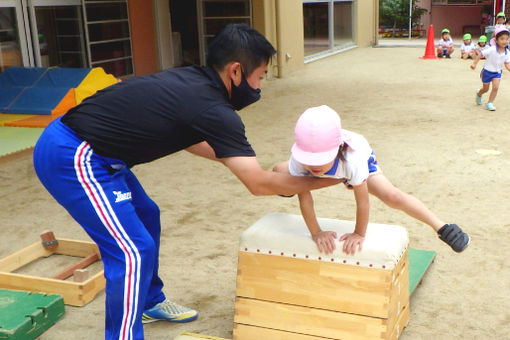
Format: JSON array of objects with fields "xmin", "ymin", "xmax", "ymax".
[{"xmin": 233, "ymin": 213, "xmax": 410, "ymax": 340}]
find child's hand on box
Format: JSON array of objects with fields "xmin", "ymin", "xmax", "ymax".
[
  {"xmin": 312, "ymin": 230, "xmax": 337, "ymax": 254},
  {"xmin": 339, "ymin": 233, "xmax": 365, "ymax": 255}
]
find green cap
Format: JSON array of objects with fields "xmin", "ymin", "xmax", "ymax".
[
  {"xmin": 478, "ymin": 35, "xmax": 487, "ymax": 43},
  {"xmin": 463, "ymin": 33, "xmax": 472, "ymax": 40},
  {"xmin": 497, "ymin": 11, "xmax": 506, "ymax": 18},
  {"xmin": 441, "ymin": 28, "xmax": 450, "ymax": 34}
]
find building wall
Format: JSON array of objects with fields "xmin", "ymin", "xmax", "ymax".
[
  {"xmin": 128, "ymin": 0, "xmax": 158, "ymax": 76},
  {"xmin": 430, "ymin": 5, "xmax": 484, "ymax": 37},
  {"xmin": 252, "ymin": 0, "xmax": 278, "ymax": 78},
  {"xmin": 252, "ymin": 0, "xmax": 377, "ymax": 77},
  {"xmin": 355, "ymin": 0, "xmax": 378, "ymax": 47}
]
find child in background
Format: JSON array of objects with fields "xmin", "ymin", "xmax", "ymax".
[
  {"xmin": 437, "ymin": 28, "xmax": 454, "ymax": 58},
  {"xmin": 490, "ymin": 12, "xmax": 507, "ymax": 47},
  {"xmin": 475, "ymin": 35, "xmax": 489, "ymax": 59},
  {"xmin": 460, "ymin": 33, "xmax": 476, "ymax": 59},
  {"xmin": 471, "ymin": 27, "xmax": 510, "ymax": 111},
  {"xmin": 273, "ymin": 105, "xmax": 470, "ymax": 255},
  {"xmin": 495, "ymin": 11, "xmax": 507, "ymax": 27}
]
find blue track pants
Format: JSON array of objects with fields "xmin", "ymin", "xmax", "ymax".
[{"xmin": 33, "ymin": 118, "xmax": 166, "ymax": 340}]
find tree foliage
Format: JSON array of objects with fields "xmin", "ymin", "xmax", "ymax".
[{"xmin": 380, "ymin": 0, "xmax": 427, "ymax": 31}]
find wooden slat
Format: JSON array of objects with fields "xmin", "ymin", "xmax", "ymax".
[
  {"xmin": 0, "ymin": 242, "xmax": 52, "ymax": 272},
  {"xmin": 0, "ymin": 270, "xmax": 105, "ymax": 307},
  {"xmin": 388, "ymin": 302, "xmax": 410, "ymax": 340},
  {"xmin": 51, "ymin": 253, "xmax": 99, "ymax": 280},
  {"xmin": 234, "ymin": 297, "xmax": 386, "ymax": 340},
  {"xmin": 54, "ymin": 239, "xmax": 101, "ymax": 258},
  {"xmin": 75, "ymin": 271, "xmax": 106, "ymax": 307},
  {"xmin": 233, "ymin": 324, "xmax": 334, "ymax": 340},
  {"xmin": 236, "ymin": 252, "xmax": 395, "ymax": 318},
  {"xmin": 385, "ymin": 250, "xmax": 410, "ymax": 333}
]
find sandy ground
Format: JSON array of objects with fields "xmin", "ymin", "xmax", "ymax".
[{"xmin": 1, "ymin": 47, "xmax": 510, "ymax": 340}]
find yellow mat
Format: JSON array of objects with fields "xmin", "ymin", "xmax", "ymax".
[
  {"xmin": 0, "ymin": 113, "xmax": 35, "ymax": 126},
  {"xmin": 174, "ymin": 332, "xmax": 229, "ymax": 340},
  {"xmin": 75, "ymin": 67, "xmax": 117, "ymax": 105}
]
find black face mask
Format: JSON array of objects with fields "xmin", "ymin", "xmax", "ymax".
[{"xmin": 230, "ymin": 72, "xmax": 261, "ymax": 110}]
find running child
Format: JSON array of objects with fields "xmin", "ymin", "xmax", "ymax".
[
  {"xmin": 471, "ymin": 27, "xmax": 510, "ymax": 111},
  {"xmin": 460, "ymin": 33, "xmax": 476, "ymax": 59},
  {"xmin": 437, "ymin": 28, "xmax": 454, "ymax": 58},
  {"xmin": 274, "ymin": 105, "xmax": 470, "ymax": 255},
  {"xmin": 475, "ymin": 35, "xmax": 489, "ymax": 59}
]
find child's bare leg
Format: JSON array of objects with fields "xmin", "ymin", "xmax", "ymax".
[
  {"xmin": 488, "ymin": 78, "xmax": 501, "ymax": 103},
  {"xmin": 478, "ymin": 82, "xmax": 490, "ymax": 96},
  {"xmin": 367, "ymin": 174, "xmax": 444, "ymax": 231}
]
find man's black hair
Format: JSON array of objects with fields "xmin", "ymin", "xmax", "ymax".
[{"xmin": 206, "ymin": 24, "xmax": 276, "ymax": 76}]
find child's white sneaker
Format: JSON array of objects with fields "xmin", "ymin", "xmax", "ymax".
[
  {"xmin": 475, "ymin": 90, "xmax": 482, "ymax": 105},
  {"xmin": 486, "ymin": 102, "xmax": 496, "ymax": 111},
  {"xmin": 142, "ymin": 299, "xmax": 198, "ymax": 323}
]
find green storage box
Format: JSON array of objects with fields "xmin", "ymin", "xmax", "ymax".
[{"xmin": 0, "ymin": 289, "xmax": 65, "ymax": 340}]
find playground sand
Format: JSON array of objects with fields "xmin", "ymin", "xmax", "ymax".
[{"xmin": 1, "ymin": 47, "xmax": 509, "ymax": 339}]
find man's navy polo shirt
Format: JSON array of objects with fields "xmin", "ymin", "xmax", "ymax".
[{"xmin": 62, "ymin": 66, "xmax": 255, "ymax": 167}]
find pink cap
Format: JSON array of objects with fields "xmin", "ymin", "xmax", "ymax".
[
  {"xmin": 291, "ymin": 105, "xmax": 342, "ymax": 166},
  {"xmin": 494, "ymin": 26, "xmax": 510, "ymax": 38}
]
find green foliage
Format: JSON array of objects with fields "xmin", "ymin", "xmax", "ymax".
[{"xmin": 380, "ymin": 0, "xmax": 427, "ymax": 30}]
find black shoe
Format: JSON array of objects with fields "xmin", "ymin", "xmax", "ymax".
[
  {"xmin": 437, "ymin": 224, "xmax": 470, "ymax": 252},
  {"xmin": 445, "ymin": 54, "xmax": 451, "ymax": 59},
  {"xmin": 437, "ymin": 53, "xmax": 442, "ymax": 58}
]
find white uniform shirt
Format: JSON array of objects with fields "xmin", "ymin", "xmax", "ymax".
[
  {"xmin": 437, "ymin": 37, "xmax": 453, "ymax": 48},
  {"xmin": 461, "ymin": 42, "xmax": 475, "ymax": 52},
  {"xmin": 477, "ymin": 44, "xmax": 490, "ymax": 53},
  {"xmin": 288, "ymin": 129, "xmax": 373, "ymax": 187},
  {"xmin": 482, "ymin": 46, "xmax": 510, "ymax": 72}
]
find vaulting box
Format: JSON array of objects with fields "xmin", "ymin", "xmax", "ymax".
[{"xmin": 233, "ymin": 213, "xmax": 409, "ymax": 340}]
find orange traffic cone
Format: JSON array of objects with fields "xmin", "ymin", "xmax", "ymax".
[{"xmin": 420, "ymin": 24, "xmax": 438, "ymax": 59}]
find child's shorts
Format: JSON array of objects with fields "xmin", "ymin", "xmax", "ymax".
[
  {"xmin": 344, "ymin": 151, "xmax": 381, "ymax": 189},
  {"xmin": 481, "ymin": 69, "xmax": 502, "ymax": 83}
]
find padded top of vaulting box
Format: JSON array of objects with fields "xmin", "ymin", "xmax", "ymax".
[{"xmin": 239, "ymin": 213, "xmax": 409, "ymax": 270}]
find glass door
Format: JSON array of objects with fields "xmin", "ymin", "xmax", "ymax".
[
  {"xmin": 0, "ymin": 0, "xmax": 28, "ymax": 72},
  {"xmin": 28, "ymin": 0, "xmax": 86, "ymax": 68}
]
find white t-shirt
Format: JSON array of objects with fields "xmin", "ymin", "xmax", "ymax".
[
  {"xmin": 461, "ymin": 42, "xmax": 475, "ymax": 52},
  {"xmin": 437, "ymin": 37, "xmax": 453, "ymax": 48},
  {"xmin": 477, "ymin": 44, "xmax": 490, "ymax": 52},
  {"xmin": 288, "ymin": 129, "xmax": 373, "ymax": 187},
  {"xmin": 482, "ymin": 46, "xmax": 510, "ymax": 72}
]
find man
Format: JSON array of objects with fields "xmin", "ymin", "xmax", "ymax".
[{"xmin": 33, "ymin": 24, "xmax": 340, "ymax": 340}]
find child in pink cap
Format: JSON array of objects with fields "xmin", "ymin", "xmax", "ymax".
[
  {"xmin": 274, "ymin": 105, "xmax": 470, "ymax": 255},
  {"xmin": 471, "ymin": 26, "xmax": 510, "ymax": 111}
]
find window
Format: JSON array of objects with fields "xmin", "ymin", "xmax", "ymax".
[
  {"xmin": 83, "ymin": 0, "xmax": 133, "ymax": 77},
  {"xmin": 303, "ymin": 0, "xmax": 354, "ymax": 58}
]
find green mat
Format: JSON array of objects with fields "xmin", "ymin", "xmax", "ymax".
[
  {"xmin": 409, "ymin": 248, "xmax": 436, "ymax": 295},
  {"xmin": 0, "ymin": 289, "xmax": 65, "ymax": 339},
  {"xmin": 0, "ymin": 127, "xmax": 43, "ymax": 158}
]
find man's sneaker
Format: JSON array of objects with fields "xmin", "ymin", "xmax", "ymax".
[
  {"xmin": 142, "ymin": 299, "xmax": 198, "ymax": 324},
  {"xmin": 437, "ymin": 224, "xmax": 470, "ymax": 252},
  {"xmin": 486, "ymin": 102, "xmax": 496, "ymax": 111},
  {"xmin": 475, "ymin": 90, "xmax": 482, "ymax": 105}
]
